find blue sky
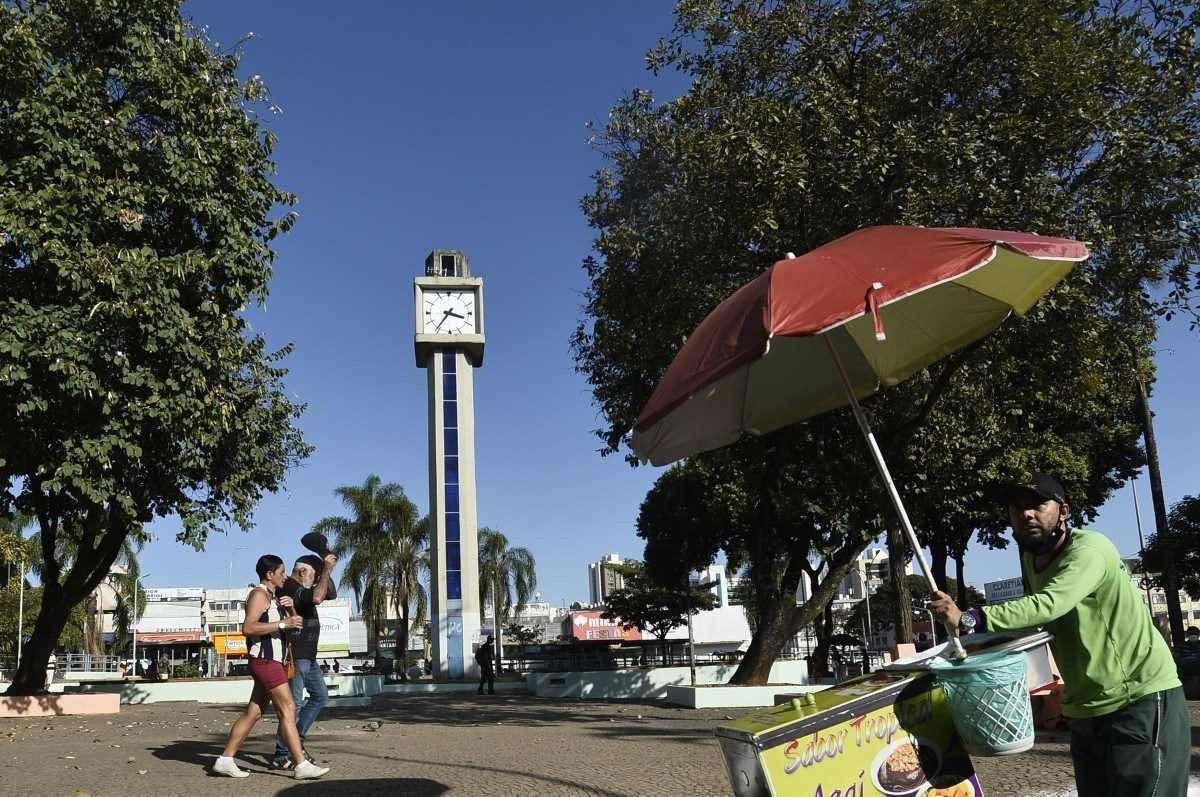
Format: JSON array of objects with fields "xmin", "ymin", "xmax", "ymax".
[{"xmin": 127, "ymin": 2, "xmax": 1199, "ymax": 604}]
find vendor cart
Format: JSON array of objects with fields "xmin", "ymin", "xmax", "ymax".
[{"xmin": 715, "ymin": 631, "xmax": 1053, "ymax": 796}]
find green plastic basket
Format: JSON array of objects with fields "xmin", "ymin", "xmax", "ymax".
[{"xmin": 930, "ymin": 650, "xmax": 1034, "ymax": 756}]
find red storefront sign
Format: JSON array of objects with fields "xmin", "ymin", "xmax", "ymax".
[
  {"xmin": 568, "ymin": 611, "xmax": 641, "ymax": 642},
  {"xmin": 136, "ymin": 631, "xmax": 202, "ymax": 643}
]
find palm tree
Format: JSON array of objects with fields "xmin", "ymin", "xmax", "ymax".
[
  {"xmin": 385, "ymin": 515, "xmax": 429, "ymax": 679},
  {"xmin": 478, "ymin": 528, "xmax": 537, "ymax": 675},
  {"xmin": 314, "ymin": 475, "xmax": 428, "ymax": 679}
]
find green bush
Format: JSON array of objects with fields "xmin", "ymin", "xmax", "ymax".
[{"xmin": 172, "ymin": 662, "xmax": 201, "ymax": 679}]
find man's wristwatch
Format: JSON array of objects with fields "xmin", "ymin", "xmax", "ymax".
[
  {"xmin": 958, "ymin": 610, "xmax": 978, "ymax": 634},
  {"xmin": 276, "ymin": 621, "xmax": 286, "ymax": 631}
]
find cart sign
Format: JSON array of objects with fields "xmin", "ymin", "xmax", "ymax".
[
  {"xmin": 718, "ymin": 672, "xmax": 985, "ymax": 797},
  {"xmin": 569, "ymin": 610, "xmax": 641, "ymax": 642}
]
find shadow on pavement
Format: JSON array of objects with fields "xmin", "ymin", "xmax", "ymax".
[
  {"xmin": 317, "ymin": 749, "xmax": 632, "ymax": 797},
  {"xmin": 148, "ymin": 738, "xmax": 225, "ymax": 767},
  {"xmin": 277, "ymin": 777, "xmax": 449, "ymax": 795}
]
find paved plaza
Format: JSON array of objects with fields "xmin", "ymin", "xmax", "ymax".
[{"xmin": 0, "ymin": 693, "xmax": 1196, "ymax": 796}]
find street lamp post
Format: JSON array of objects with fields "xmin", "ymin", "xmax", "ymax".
[
  {"xmin": 132, "ymin": 572, "xmax": 151, "ymax": 678},
  {"xmin": 228, "ymin": 545, "xmax": 245, "ymax": 592},
  {"xmin": 915, "ymin": 606, "xmax": 936, "ymax": 648},
  {"xmin": 689, "ymin": 579, "xmax": 717, "ymax": 686},
  {"xmin": 16, "ymin": 557, "xmax": 25, "ymax": 672}
]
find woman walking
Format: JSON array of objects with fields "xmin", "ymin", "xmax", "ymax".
[{"xmin": 213, "ymin": 554, "xmax": 330, "ymax": 779}]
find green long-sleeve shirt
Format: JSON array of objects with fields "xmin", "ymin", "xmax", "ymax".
[{"xmin": 981, "ymin": 529, "xmax": 1179, "ymax": 718}]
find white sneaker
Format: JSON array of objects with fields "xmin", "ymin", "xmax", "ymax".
[
  {"xmin": 293, "ymin": 759, "xmax": 330, "ymax": 780},
  {"xmin": 213, "ymin": 755, "xmax": 250, "ymax": 778}
]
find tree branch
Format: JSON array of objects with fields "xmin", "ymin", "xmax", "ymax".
[{"xmin": 882, "ymin": 336, "xmax": 986, "ymax": 454}]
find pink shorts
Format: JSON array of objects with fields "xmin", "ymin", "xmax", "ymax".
[{"xmin": 248, "ymin": 657, "xmax": 289, "ymax": 690}]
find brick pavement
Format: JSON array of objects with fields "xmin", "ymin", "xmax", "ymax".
[{"xmin": 0, "ymin": 693, "xmax": 1196, "ymax": 796}]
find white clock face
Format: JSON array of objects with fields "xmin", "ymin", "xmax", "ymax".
[{"xmin": 423, "ymin": 290, "xmax": 475, "ymax": 334}]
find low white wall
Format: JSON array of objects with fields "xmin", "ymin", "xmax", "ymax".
[
  {"xmin": 526, "ymin": 660, "xmax": 809, "ymax": 701},
  {"xmin": 381, "ymin": 680, "xmax": 527, "ymax": 694},
  {"xmin": 72, "ymin": 674, "xmax": 383, "ymax": 705},
  {"xmin": 664, "ymin": 683, "xmax": 826, "ymax": 709}
]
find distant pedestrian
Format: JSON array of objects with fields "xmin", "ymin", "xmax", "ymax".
[
  {"xmin": 475, "ymin": 635, "xmax": 495, "ymax": 695},
  {"xmin": 212, "ymin": 554, "xmax": 329, "ymax": 780},
  {"xmin": 332, "ymin": 659, "xmax": 340, "ymax": 674}
]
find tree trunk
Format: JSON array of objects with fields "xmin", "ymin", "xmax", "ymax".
[
  {"xmin": 730, "ymin": 602, "xmax": 792, "ymax": 685},
  {"xmin": 6, "ymin": 580, "xmax": 71, "ymax": 694},
  {"xmin": 8, "ymin": 511, "xmax": 130, "ymax": 696},
  {"xmin": 953, "ymin": 552, "xmax": 969, "ymax": 609},
  {"xmin": 396, "ymin": 605, "xmax": 409, "ymax": 682},
  {"xmin": 888, "ymin": 525, "xmax": 913, "ymax": 644},
  {"xmin": 929, "ymin": 541, "xmax": 949, "ymax": 592},
  {"xmin": 1137, "ymin": 379, "xmax": 1184, "ymax": 645}
]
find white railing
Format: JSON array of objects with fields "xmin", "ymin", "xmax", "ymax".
[{"xmin": 57, "ymin": 653, "xmax": 123, "ymax": 674}]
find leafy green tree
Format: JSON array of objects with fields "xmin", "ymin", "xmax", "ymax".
[
  {"xmin": 573, "ymin": 0, "xmax": 1184, "ymax": 682},
  {"xmin": 637, "ymin": 454, "xmax": 879, "ymax": 682},
  {"xmin": 318, "ymin": 475, "xmax": 427, "ymax": 677},
  {"xmin": 1143, "ymin": 495, "xmax": 1200, "ymax": 604},
  {"xmin": 478, "ymin": 527, "xmax": 537, "ymax": 674},
  {"xmin": 601, "ymin": 560, "xmax": 717, "ymax": 664},
  {"xmin": 0, "ymin": 1, "xmax": 309, "ymax": 694},
  {"xmin": 842, "ymin": 574, "xmax": 985, "ymax": 640},
  {"xmin": 504, "ymin": 623, "xmax": 539, "ymax": 646},
  {"xmin": 0, "ymin": 583, "xmax": 86, "ymax": 660}
]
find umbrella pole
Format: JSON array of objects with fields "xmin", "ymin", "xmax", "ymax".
[{"xmin": 822, "ymin": 338, "xmax": 966, "ymax": 658}]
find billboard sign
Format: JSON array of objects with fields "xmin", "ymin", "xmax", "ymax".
[
  {"xmin": 143, "ymin": 587, "xmax": 204, "ymax": 602},
  {"xmin": 569, "ymin": 610, "xmax": 641, "ymax": 642},
  {"xmin": 983, "ymin": 577, "xmax": 1024, "ymax": 605},
  {"xmin": 317, "ymin": 603, "xmax": 351, "ymax": 655}
]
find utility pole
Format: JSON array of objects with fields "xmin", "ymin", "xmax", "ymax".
[{"xmin": 1136, "ymin": 378, "xmax": 1184, "ymax": 645}]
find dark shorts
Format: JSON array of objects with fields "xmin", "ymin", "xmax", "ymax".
[{"xmin": 248, "ymin": 657, "xmax": 289, "ymax": 690}]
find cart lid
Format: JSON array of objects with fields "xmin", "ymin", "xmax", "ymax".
[
  {"xmin": 714, "ymin": 670, "xmax": 934, "ymax": 749},
  {"xmin": 883, "ymin": 631, "xmax": 1053, "ymax": 672}
]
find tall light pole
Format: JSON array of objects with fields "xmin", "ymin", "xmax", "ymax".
[
  {"xmin": 228, "ymin": 545, "xmax": 245, "ymax": 592},
  {"xmin": 914, "ymin": 606, "xmax": 936, "ymax": 648},
  {"xmin": 16, "ymin": 557, "xmax": 25, "ymax": 672},
  {"xmin": 132, "ymin": 572, "xmax": 151, "ymax": 678},
  {"xmin": 688, "ymin": 579, "xmax": 717, "ymax": 686}
]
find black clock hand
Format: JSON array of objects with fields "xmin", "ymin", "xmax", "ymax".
[
  {"xmin": 446, "ymin": 310, "xmax": 465, "ymax": 319},
  {"xmin": 434, "ymin": 309, "xmax": 452, "ymax": 332}
]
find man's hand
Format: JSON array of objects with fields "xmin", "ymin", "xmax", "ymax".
[
  {"xmin": 928, "ymin": 590, "xmax": 962, "ymax": 629},
  {"xmin": 277, "ymin": 595, "xmax": 295, "ymax": 610},
  {"xmin": 313, "ymin": 553, "xmax": 336, "ymax": 603},
  {"xmin": 283, "ymin": 614, "xmax": 304, "ymax": 630}
]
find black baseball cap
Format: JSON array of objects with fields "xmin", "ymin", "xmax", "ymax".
[{"xmin": 1002, "ymin": 472, "xmax": 1068, "ymax": 505}]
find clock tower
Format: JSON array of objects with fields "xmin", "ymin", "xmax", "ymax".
[{"xmin": 415, "ymin": 249, "xmax": 485, "ymax": 679}]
